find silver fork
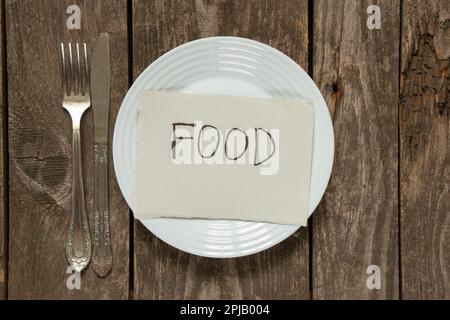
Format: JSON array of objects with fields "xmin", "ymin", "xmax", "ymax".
[{"xmin": 60, "ymin": 42, "xmax": 92, "ymax": 272}]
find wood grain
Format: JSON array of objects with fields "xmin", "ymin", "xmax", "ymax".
[
  {"xmin": 0, "ymin": 0, "xmax": 447, "ymax": 300},
  {"xmin": 132, "ymin": 0, "xmax": 310, "ymax": 299},
  {"xmin": 312, "ymin": 0, "xmax": 400, "ymax": 299},
  {"xmin": 400, "ymin": 0, "xmax": 450, "ymax": 299},
  {"xmin": 6, "ymin": 0, "xmax": 129, "ymax": 299},
  {"xmin": 0, "ymin": 0, "xmax": 5, "ymax": 300}
]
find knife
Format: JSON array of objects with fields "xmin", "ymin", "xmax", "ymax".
[{"xmin": 91, "ymin": 33, "xmax": 113, "ymax": 277}]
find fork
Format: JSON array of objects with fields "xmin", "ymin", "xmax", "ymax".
[{"xmin": 60, "ymin": 42, "xmax": 92, "ymax": 272}]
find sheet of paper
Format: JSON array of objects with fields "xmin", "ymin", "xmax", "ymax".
[{"xmin": 133, "ymin": 91, "xmax": 314, "ymax": 225}]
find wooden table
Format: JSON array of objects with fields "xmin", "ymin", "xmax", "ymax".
[{"xmin": 0, "ymin": 0, "xmax": 448, "ymax": 300}]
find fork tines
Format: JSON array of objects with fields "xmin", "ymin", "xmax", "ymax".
[{"xmin": 60, "ymin": 42, "xmax": 89, "ymax": 97}]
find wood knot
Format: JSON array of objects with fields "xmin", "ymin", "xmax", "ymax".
[
  {"xmin": 11, "ymin": 122, "xmax": 71, "ymax": 203},
  {"xmin": 436, "ymin": 102, "xmax": 447, "ymax": 115},
  {"xmin": 440, "ymin": 19, "xmax": 450, "ymax": 30},
  {"xmin": 331, "ymin": 82, "xmax": 339, "ymax": 93}
]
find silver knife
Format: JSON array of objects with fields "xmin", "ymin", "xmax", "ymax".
[{"xmin": 90, "ymin": 33, "xmax": 113, "ymax": 277}]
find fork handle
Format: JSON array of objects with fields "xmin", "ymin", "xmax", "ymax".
[
  {"xmin": 92, "ymin": 143, "xmax": 113, "ymax": 277},
  {"xmin": 66, "ymin": 127, "xmax": 92, "ymax": 272}
]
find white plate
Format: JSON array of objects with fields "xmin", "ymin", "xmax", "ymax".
[{"xmin": 113, "ymin": 37, "xmax": 334, "ymax": 258}]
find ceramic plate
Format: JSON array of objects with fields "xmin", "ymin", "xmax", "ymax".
[{"xmin": 113, "ymin": 37, "xmax": 334, "ymax": 258}]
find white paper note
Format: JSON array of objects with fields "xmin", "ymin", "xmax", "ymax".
[{"xmin": 133, "ymin": 91, "xmax": 314, "ymax": 225}]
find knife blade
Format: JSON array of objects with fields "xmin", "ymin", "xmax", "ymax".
[
  {"xmin": 90, "ymin": 33, "xmax": 113, "ymax": 277},
  {"xmin": 91, "ymin": 33, "xmax": 110, "ymax": 144}
]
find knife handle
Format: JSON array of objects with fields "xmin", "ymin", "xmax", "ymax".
[
  {"xmin": 92, "ymin": 143, "xmax": 113, "ymax": 277},
  {"xmin": 66, "ymin": 128, "xmax": 92, "ymax": 272}
]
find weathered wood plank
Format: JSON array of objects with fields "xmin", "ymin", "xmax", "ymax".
[
  {"xmin": 0, "ymin": 0, "xmax": 5, "ymax": 300},
  {"xmin": 400, "ymin": 0, "xmax": 450, "ymax": 299},
  {"xmin": 133, "ymin": 0, "xmax": 310, "ymax": 299},
  {"xmin": 7, "ymin": 0, "xmax": 129, "ymax": 299},
  {"xmin": 312, "ymin": 0, "xmax": 400, "ymax": 299}
]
